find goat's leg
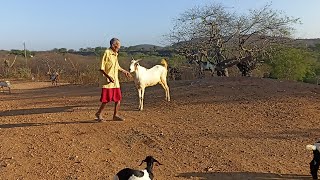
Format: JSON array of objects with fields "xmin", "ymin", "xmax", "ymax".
[
  {"xmin": 159, "ymin": 82, "xmax": 167, "ymax": 100},
  {"xmin": 165, "ymin": 83, "xmax": 170, "ymax": 101},
  {"xmin": 310, "ymin": 160, "xmax": 319, "ymax": 179},
  {"xmin": 160, "ymin": 80, "xmax": 170, "ymax": 101},
  {"xmin": 140, "ymin": 88, "xmax": 145, "ymax": 111},
  {"xmin": 138, "ymin": 88, "xmax": 142, "ymax": 110},
  {"xmin": 200, "ymin": 69, "xmax": 204, "ymax": 78},
  {"xmin": 224, "ymin": 69, "xmax": 229, "ymax": 77}
]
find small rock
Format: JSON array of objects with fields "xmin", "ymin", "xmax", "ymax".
[{"xmin": 205, "ymin": 167, "xmax": 213, "ymax": 172}]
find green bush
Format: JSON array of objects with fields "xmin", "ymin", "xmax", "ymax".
[
  {"xmin": 267, "ymin": 46, "xmax": 318, "ymax": 81},
  {"xmin": 167, "ymin": 54, "xmax": 185, "ymax": 67}
]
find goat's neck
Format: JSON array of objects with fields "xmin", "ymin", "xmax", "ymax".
[
  {"xmin": 145, "ymin": 163, "xmax": 154, "ymax": 179},
  {"xmin": 134, "ymin": 66, "xmax": 147, "ymax": 78},
  {"xmin": 314, "ymin": 150, "xmax": 320, "ymax": 161}
]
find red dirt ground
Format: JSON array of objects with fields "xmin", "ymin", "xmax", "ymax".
[{"xmin": 0, "ymin": 77, "xmax": 320, "ymax": 179}]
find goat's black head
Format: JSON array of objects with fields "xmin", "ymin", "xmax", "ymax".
[
  {"xmin": 138, "ymin": 156, "xmax": 162, "ymax": 179},
  {"xmin": 139, "ymin": 156, "xmax": 162, "ymax": 166}
]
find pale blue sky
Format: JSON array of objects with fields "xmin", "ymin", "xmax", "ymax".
[{"xmin": 0, "ymin": 0, "xmax": 319, "ymax": 51}]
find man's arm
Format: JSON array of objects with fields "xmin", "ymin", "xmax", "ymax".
[
  {"xmin": 118, "ymin": 64, "xmax": 132, "ymax": 78},
  {"xmin": 99, "ymin": 70, "xmax": 114, "ymax": 83}
]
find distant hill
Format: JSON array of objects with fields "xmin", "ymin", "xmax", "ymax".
[
  {"xmin": 1, "ymin": 38, "xmax": 319, "ymax": 53},
  {"xmin": 294, "ymin": 38, "xmax": 320, "ymax": 47},
  {"xmin": 125, "ymin": 44, "xmax": 164, "ymax": 51}
]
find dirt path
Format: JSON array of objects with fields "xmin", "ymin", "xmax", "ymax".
[{"xmin": 0, "ymin": 77, "xmax": 320, "ymax": 179}]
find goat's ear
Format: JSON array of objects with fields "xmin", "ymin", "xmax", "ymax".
[{"xmin": 134, "ymin": 62, "xmax": 139, "ymax": 71}]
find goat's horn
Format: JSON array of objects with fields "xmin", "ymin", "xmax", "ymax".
[{"xmin": 139, "ymin": 160, "xmax": 145, "ymax": 166}]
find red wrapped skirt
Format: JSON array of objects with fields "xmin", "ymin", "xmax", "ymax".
[{"xmin": 100, "ymin": 88, "xmax": 122, "ymax": 103}]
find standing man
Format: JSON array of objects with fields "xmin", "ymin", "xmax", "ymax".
[{"xmin": 95, "ymin": 38, "xmax": 131, "ymax": 121}]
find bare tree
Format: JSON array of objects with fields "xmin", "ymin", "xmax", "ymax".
[
  {"xmin": 167, "ymin": 3, "xmax": 299, "ymax": 76},
  {"xmin": 3, "ymin": 55, "xmax": 17, "ymax": 77}
]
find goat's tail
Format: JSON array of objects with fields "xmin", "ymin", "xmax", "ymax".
[
  {"xmin": 160, "ymin": 59, "xmax": 168, "ymax": 69},
  {"xmin": 306, "ymin": 144, "xmax": 317, "ymax": 151}
]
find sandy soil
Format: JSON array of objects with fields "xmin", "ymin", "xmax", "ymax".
[{"xmin": 1, "ymin": 77, "xmax": 320, "ymax": 180}]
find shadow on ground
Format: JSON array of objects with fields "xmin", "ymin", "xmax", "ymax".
[
  {"xmin": 177, "ymin": 172, "xmax": 310, "ymax": 180},
  {"xmin": 0, "ymin": 120, "xmax": 99, "ymax": 129},
  {"xmin": 0, "ymin": 106, "xmax": 79, "ymax": 117}
]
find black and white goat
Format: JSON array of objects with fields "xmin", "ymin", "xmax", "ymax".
[
  {"xmin": 114, "ymin": 156, "xmax": 162, "ymax": 180},
  {"xmin": 307, "ymin": 141, "xmax": 320, "ymax": 179},
  {"xmin": 0, "ymin": 80, "xmax": 11, "ymax": 94},
  {"xmin": 47, "ymin": 72, "xmax": 59, "ymax": 86},
  {"xmin": 188, "ymin": 59, "xmax": 216, "ymax": 77},
  {"xmin": 199, "ymin": 61, "xmax": 216, "ymax": 77}
]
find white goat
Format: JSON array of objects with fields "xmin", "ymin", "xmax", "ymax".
[
  {"xmin": 129, "ymin": 58, "xmax": 170, "ymax": 111},
  {"xmin": 0, "ymin": 81, "xmax": 11, "ymax": 94}
]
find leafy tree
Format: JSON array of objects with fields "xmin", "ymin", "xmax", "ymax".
[
  {"xmin": 86, "ymin": 47, "xmax": 94, "ymax": 52},
  {"xmin": 9, "ymin": 49, "xmax": 34, "ymax": 57},
  {"xmin": 67, "ymin": 49, "xmax": 75, "ymax": 53},
  {"xmin": 132, "ymin": 52, "xmax": 147, "ymax": 59},
  {"xmin": 118, "ymin": 51, "xmax": 128, "ymax": 57},
  {"xmin": 94, "ymin": 46, "xmax": 106, "ymax": 57},
  {"xmin": 58, "ymin": 48, "xmax": 67, "ymax": 54}
]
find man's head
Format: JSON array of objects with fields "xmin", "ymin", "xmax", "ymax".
[{"xmin": 110, "ymin": 38, "xmax": 121, "ymax": 53}]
